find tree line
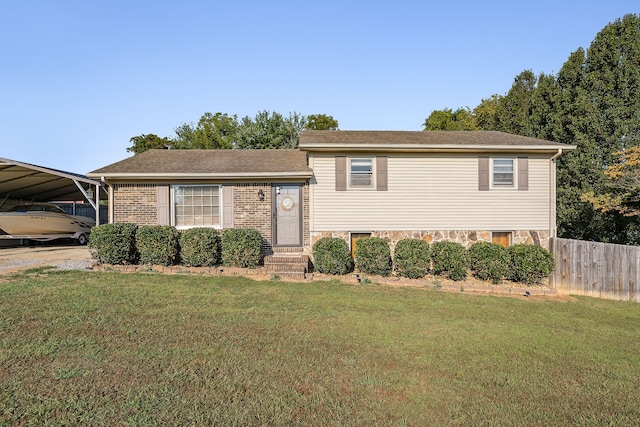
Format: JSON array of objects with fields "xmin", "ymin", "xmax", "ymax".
[
  {"xmin": 127, "ymin": 112, "xmax": 338, "ymax": 154},
  {"xmin": 424, "ymin": 14, "xmax": 640, "ymax": 245}
]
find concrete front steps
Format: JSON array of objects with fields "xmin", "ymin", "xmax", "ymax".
[{"xmin": 264, "ymin": 248, "xmax": 309, "ymax": 280}]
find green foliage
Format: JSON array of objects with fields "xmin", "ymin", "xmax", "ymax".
[
  {"xmin": 128, "ymin": 111, "xmax": 339, "ymax": 154},
  {"xmin": 431, "ymin": 241, "xmax": 469, "ymax": 281},
  {"xmin": 354, "ymin": 237, "xmax": 392, "ymax": 276},
  {"xmin": 393, "ymin": 238, "xmax": 431, "ymax": 279},
  {"xmin": 311, "ymin": 237, "xmax": 352, "ymax": 275},
  {"xmin": 88, "ymin": 223, "xmax": 138, "ymax": 265},
  {"xmin": 221, "ymin": 228, "xmax": 263, "ymax": 268},
  {"xmin": 135, "ymin": 225, "xmax": 181, "ymax": 266},
  {"xmin": 126, "ymin": 134, "xmax": 172, "ymax": 154},
  {"xmin": 305, "ymin": 114, "xmax": 339, "ymax": 130},
  {"xmin": 507, "ymin": 244, "xmax": 555, "ymax": 285},
  {"xmin": 235, "ymin": 110, "xmax": 306, "ymax": 149},
  {"xmin": 173, "ymin": 112, "xmax": 238, "ymax": 149},
  {"xmin": 582, "ymin": 146, "xmax": 640, "ymax": 217},
  {"xmin": 423, "ymin": 107, "xmax": 478, "ymax": 130},
  {"xmin": 179, "ymin": 228, "xmax": 221, "ymax": 267},
  {"xmin": 468, "ymin": 241, "xmax": 510, "ymax": 284}
]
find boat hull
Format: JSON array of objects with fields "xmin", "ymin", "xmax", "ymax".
[{"xmin": 0, "ymin": 212, "xmax": 95, "ymax": 236}]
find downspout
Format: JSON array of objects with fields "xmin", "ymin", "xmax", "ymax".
[{"xmin": 549, "ymin": 149, "xmax": 563, "ymax": 239}]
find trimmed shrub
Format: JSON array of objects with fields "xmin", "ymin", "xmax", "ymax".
[
  {"xmin": 312, "ymin": 237, "xmax": 353, "ymax": 275},
  {"xmin": 431, "ymin": 241, "xmax": 469, "ymax": 281},
  {"xmin": 508, "ymin": 244, "xmax": 555, "ymax": 285},
  {"xmin": 180, "ymin": 228, "xmax": 220, "ymax": 267},
  {"xmin": 393, "ymin": 238, "xmax": 431, "ymax": 279},
  {"xmin": 136, "ymin": 225, "xmax": 181, "ymax": 266},
  {"xmin": 221, "ymin": 228, "xmax": 263, "ymax": 268},
  {"xmin": 88, "ymin": 223, "xmax": 138, "ymax": 265},
  {"xmin": 468, "ymin": 241, "xmax": 510, "ymax": 284},
  {"xmin": 354, "ymin": 237, "xmax": 392, "ymax": 276}
]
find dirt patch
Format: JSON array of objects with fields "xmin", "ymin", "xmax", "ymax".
[{"xmin": 0, "ymin": 243, "xmax": 93, "ymax": 275}]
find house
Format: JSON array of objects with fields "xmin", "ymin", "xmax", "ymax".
[{"xmin": 87, "ymin": 131, "xmax": 575, "ymax": 257}]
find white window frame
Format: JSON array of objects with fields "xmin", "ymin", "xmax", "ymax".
[
  {"xmin": 171, "ymin": 184, "xmax": 221, "ymax": 229},
  {"xmin": 491, "ymin": 158, "xmax": 516, "ymax": 188},
  {"xmin": 349, "ymin": 157, "xmax": 375, "ymax": 189}
]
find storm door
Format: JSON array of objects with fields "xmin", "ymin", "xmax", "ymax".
[{"xmin": 274, "ymin": 185, "xmax": 301, "ymax": 246}]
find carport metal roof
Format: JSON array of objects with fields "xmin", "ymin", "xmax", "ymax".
[{"xmin": 0, "ymin": 157, "xmax": 105, "ymax": 211}]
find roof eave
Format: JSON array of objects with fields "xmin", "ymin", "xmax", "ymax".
[
  {"xmin": 87, "ymin": 171, "xmax": 313, "ymax": 180},
  {"xmin": 299, "ymin": 143, "xmax": 577, "ymax": 153}
]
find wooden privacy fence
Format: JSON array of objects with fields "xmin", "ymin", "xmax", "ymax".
[{"xmin": 549, "ymin": 238, "xmax": 640, "ymax": 302}]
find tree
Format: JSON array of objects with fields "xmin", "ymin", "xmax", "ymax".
[
  {"xmin": 492, "ymin": 70, "xmax": 550, "ymax": 137},
  {"xmin": 126, "ymin": 134, "xmax": 172, "ymax": 154},
  {"xmin": 235, "ymin": 111, "xmax": 306, "ymax": 149},
  {"xmin": 423, "ymin": 107, "xmax": 478, "ymax": 130},
  {"xmin": 305, "ymin": 114, "xmax": 339, "ymax": 130},
  {"xmin": 172, "ymin": 112, "xmax": 238, "ymax": 149},
  {"xmin": 558, "ymin": 14, "xmax": 640, "ymax": 243},
  {"xmin": 473, "ymin": 95, "xmax": 501, "ymax": 131},
  {"xmin": 582, "ymin": 146, "xmax": 640, "ymax": 216}
]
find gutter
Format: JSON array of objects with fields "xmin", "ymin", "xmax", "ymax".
[{"xmin": 299, "ymin": 143, "xmax": 576, "ymax": 153}]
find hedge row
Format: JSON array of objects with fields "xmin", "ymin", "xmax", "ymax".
[
  {"xmin": 312, "ymin": 237, "xmax": 555, "ymax": 285},
  {"xmin": 88, "ymin": 224, "xmax": 263, "ymax": 268}
]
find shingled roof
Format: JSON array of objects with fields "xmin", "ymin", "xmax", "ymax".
[
  {"xmin": 299, "ymin": 130, "xmax": 575, "ymax": 152},
  {"xmin": 88, "ymin": 149, "xmax": 312, "ymax": 179}
]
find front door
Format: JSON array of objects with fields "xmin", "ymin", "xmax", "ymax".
[{"xmin": 274, "ymin": 185, "xmax": 301, "ymax": 246}]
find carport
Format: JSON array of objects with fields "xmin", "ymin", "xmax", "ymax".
[{"xmin": 0, "ymin": 157, "xmax": 106, "ymax": 224}]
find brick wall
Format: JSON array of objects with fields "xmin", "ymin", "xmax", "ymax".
[
  {"xmin": 230, "ymin": 182, "xmax": 310, "ymax": 254},
  {"xmin": 112, "ymin": 184, "xmax": 157, "ymax": 225},
  {"xmin": 232, "ymin": 183, "xmax": 273, "ymax": 252},
  {"xmin": 111, "ymin": 182, "xmax": 310, "ymax": 254}
]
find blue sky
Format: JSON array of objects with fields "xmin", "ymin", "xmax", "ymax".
[{"xmin": 0, "ymin": 0, "xmax": 637, "ymax": 173}]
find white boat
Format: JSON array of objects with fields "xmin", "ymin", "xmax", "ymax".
[{"xmin": 0, "ymin": 203, "xmax": 95, "ymax": 243}]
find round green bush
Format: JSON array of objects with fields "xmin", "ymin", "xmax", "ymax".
[
  {"xmin": 136, "ymin": 225, "xmax": 181, "ymax": 266},
  {"xmin": 221, "ymin": 228, "xmax": 263, "ymax": 268},
  {"xmin": 180, "ymin": 228, "xmax": 220, "ymax": 267},
  {"xmin": 354, "ymin": 237, "xmax": 392, "ymax": 277},
  {"xmin": 88, "ymin": 223, "xmax": 138, "ymax": 265},
  {"xmin": 312, "ymin": 237, "xmax": 353, "ymax": 275},
  {"xmin": 431, "ymin": 241, "xmax": 469, "ymax": 281},
  {"xmin": 508, "ymin": 244, "xmax": 555, "ymax": 285},
  {"xmin": 393, "ymin": 238, "xmax": 431, "ymax": 279},
  {"xmin": 468, "ymin": 241, "xmax": 510, "ymax": 284}
]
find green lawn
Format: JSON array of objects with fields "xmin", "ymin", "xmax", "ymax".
[{"xmin": 1, "ymin": 268, "xmax": 639, "ymax": 426}]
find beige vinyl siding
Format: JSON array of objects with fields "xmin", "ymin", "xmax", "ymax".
[{"xmin": 309, "ymin": 152, "xmax": 551, "ymax": 231}]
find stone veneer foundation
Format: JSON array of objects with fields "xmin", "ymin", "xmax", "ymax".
[{"xmin": 311, "ymin": 230, "xmax": 550, "ymax": 255}]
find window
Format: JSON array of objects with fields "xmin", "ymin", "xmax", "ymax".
[
  {"xmin": 350, "ymin": 158, "xmax": 373, "ymax": 188},
  {"xmin": 492, "ymin": 231, "xmax": 512, "ymax": 247},
  {"xmin": 479, "ymin": 156, "xmax": 528, "ymax": 191},
  {"xmin": 172, "ymin": 185, "xmax": 220, "ymax": 228},
  {"xmin": 492, "ymin": 159, "xmax": 514, "ymax": 187}
]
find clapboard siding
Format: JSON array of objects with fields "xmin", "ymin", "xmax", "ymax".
[{"xmin": 310, "ymin": 153, "xmax": 551, "ymax": 231}]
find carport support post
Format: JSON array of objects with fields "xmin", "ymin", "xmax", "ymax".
[{"xmin": 95, "ymin": 183, "xmax": 100, "ymax": 226}]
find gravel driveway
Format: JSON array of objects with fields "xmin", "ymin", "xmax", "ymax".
[{"xmin": 0, "ymin": 243, "xmax": 94, "ymax": 274}]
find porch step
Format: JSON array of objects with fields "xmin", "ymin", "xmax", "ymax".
[{"xmin": 264, "ymin": 254, "xmax": 309, "ymax": 280}]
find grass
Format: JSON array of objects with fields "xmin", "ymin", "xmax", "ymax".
[{"xmin": 1, "ymin": 269, "xmax": 639, "ymax": 426}]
